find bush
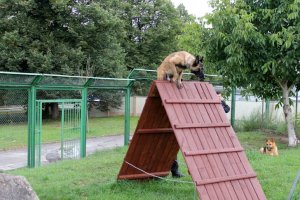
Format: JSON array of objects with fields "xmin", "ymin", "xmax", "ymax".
[
  {"xmin": 238, "ymin": 109, "xmax": 286, "ymax": 134},
  {"xmin": 240, "ymin": 110, "xmax": 264, "ymax": 131}
]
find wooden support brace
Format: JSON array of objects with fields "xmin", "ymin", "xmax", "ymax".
[
  {"xmin": 137, "ymin": 128, "xmax": 173, "ymax": 134},
  {"xmin": 118, "ymin": 171, "xmax": 170, "ymax": 180}
]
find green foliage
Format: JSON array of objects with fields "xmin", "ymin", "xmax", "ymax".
[
  {"xmin": 204, "ymin": 0, "xmax": 300, "ymax": 99},
  {"xmin": 239, "ymin": 110, "xmax": 264, "ymax": 132},
  {"xmin": 0, "ymin": 0, "xmax": 126, "ymax": 76},
  {"xmin": 121, "ymin": 0, "xmax": 184, "ymax": 70},
  {"xmin": 237, "ymin": 108, "xmax": 288, "ymax": 134},
  {"xmin": 88, "ymin": 90, "xmax": 124, "ymax": 112},
  {"xmin": 0, "ymin": 0, "xmax": 129, "ymax": 112},
  {"xmin": 203, "ymin": 0, "xmax": 300, "ymax": 144},
  {"xmin": 176, "ymin": 22, "xmax": 203, "ymax": 56},
  {"xmin": 0, "ymin": 0, "xmax": 201, "ymax": 105}
]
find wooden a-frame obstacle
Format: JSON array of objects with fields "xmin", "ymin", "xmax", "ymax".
[{"xmin": 118, "ymin": 81, "xmax": 267, "ymax": 200}]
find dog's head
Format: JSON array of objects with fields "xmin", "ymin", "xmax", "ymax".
[
  {"xmin": 265, "ymin": 138, "xmax": 276, "ymax": 151},
  {"xmin": 191, "ymin": 56, "xmax": 205, "ymax": 80}
]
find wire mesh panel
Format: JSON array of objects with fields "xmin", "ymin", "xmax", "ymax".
[
  {"xmin": 60, "ymin": 100, "xmax": 81, "ymax": 160},
  {"xmin": 0, "ymin": 90, "xmax": 28, "ymax": 150},
  {"xmin": 0, "ymin": 89, "xmax": 28, "ymax": 170},
  {"xmin": 86, "ymin": 89, "xmax": 125, "ymax": 137}
]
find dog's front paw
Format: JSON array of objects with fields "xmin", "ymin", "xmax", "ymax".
[
  {"xmin": 177, "ymin": 82, "xmax": 183, "ymax": 89},
  {"xmin": 259, "ymin": 148, "xmax": 264, "ymax": 154}
]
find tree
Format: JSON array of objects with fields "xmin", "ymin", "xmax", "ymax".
[
  {"xmin": 0, "ymin": 0, "xmax": 126, "ymax": 76},
  {"xmin": 176, "ymin": 4, "xmax": 217, "ymax": 75},
  {"xmin": 0, "ymin": 0, "xmax": 126, "ymax": 115},
  {"xmin": 121, "ymin": 0, "xmax": 182, "ymax": 70},
  {"xmin": 204, "ymin": 0, "xmax": 300, "ymax": 146}
]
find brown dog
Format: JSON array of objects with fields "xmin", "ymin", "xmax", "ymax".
[
  {"xmin": 157, "ymin": 51, "xmax": 204, "ymax": 89},
  {"xmin": 259, "ymin": 138, "xmax": 279, "ymax": 156}
]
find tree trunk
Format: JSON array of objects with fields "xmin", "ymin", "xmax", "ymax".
[
  {"xmin": 50, "ymin": 103, "xmax": 59, "ymax": 120},
  {"xmin": 282, "ymin": 83, "xmax": 298, "ymax": 147}
]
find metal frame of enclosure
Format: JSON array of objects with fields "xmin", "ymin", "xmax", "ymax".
[{"xmin": 0, "ymin": 71, "xmax": 134, "ymax": 168}]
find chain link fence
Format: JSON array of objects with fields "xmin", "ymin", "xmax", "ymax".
[
  {"xmin": 0, "ymin": 89, "xmax": 28, "ymax": 151},
  {"xmin": 0, "ymin": 71, "xmax": 132, "ymax": 169}
]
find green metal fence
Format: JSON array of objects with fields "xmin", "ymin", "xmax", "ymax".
[
  {"xmin": 0, "ymin": 69, "xmax": 279, "ymax": 169},
  {"xmin": 0, "ymin": 71, "xmax": 133, "ymax": 168}
]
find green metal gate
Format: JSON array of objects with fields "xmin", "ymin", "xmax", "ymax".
[{"xmin": 35, "ymin": 99, "xmax": 82, "ymax": 166}]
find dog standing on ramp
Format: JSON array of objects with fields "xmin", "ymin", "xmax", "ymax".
[{"xmin": 157, "ymin": 51, "xmax": 204, "ymax": 89}]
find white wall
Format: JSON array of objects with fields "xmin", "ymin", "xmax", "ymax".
[{"xmin": 89, "ymin": 96, "xmax": 300, "ymax": 121}]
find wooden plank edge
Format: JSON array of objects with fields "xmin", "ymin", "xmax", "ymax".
[
  {"xmin": 165, "ymin": 99, "xmax": 220, "ymax": 104},
  {"xmin": 184, "ymin": 147, "xmax": 244, "ymax": 156},
  {"xmin": 118, "ymin": 171, "xmax": 170, "ymax": 180},
  {"xmin": 175, "ymin": 122, "xmax": 231, "ymax": 129},
  {"xmin": 137, "ymin": 128, "xmax": 173, "ymax": 134},
  {"xmin": 196, "ymin": 173, "xmax": 257, "ymax": 186}
]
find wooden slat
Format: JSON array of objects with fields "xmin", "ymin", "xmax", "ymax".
[
  {"xmin": 184, "ymin": 147, "xmax": 244, "ymax": 156},
  {"xmin": 137, "ymin": 128, "xmax": 173, "ymax": 134},
  {"xmin": 118, "ymin": 171, "xmax": 170, "ymax": 180},
  {"xmin": 165, "ymin": 99, "xmax": 220, "ymax": 104},
  {"xmin": 174, "ymin": 122, "xmax": 231, "ymax": 129},
  {"xmin": 196, "ymin": 173, "xmax": 257, "ymax": 186}
]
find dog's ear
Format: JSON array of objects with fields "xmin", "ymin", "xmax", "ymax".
[
  {"xmin": 195, "ymin": 56, "xmax": 204, "ymax": 64},
  {"xmin": 270, "ymin": 138, "xmax": 275, "ymax": 142},
  {"xmin": 199, "ymin": 56, "xmax": 204, "ymax": 62},
  {"xmin": 195, "ymin": 55, "xmax": 200, "ymax": 64}
]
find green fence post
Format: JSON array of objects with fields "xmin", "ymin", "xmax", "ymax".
[
  {"xmin": 230, "ymin": 86, "xmax": 236, "ymax": 128},
  {"xmin": 28, "ymin": 86, "xmax": 36, "ymax": 168},
  {"xmin": 80, "ymin": 87, "xmax": 87, "ymax": 157},
  {"xmin": 124, "ymin": 85, "xmax": 131, "ymax": 145},
  {"xmin": 61, "ymin": 102, "xmax": 65, "ymax": 160}
]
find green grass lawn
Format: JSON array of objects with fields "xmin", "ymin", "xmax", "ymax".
[
  {"xmin": 0, "ymin": 116, "xmax": 139, "ymax": 150},
  {"xmin": 8, "ymin": 131, "xmax": 300, "ymax": 200}
]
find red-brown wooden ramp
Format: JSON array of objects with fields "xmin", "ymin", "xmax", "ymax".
[{"xmin": 118, "ymin": 81, "xmax": 266, "ymax": 200}]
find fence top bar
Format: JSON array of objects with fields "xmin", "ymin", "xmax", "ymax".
[
  {"xmin": 0, "ymin": 71, "xmax": 134, "ymax": 81},
  {"xmin": 0, "ymin": 71, "xmax": 134, "ymax": 88},
  {"xmin": 127, "ymin": 68, "xmax": 222, "ymax": 79},
  {"xmin": 36, "ymin": 99, "xmax": 82, "ymax": 103}
]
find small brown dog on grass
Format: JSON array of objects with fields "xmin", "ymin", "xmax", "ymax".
[
  {"xmin": 259, "ymin": 138, "xmax": 279, "ymax": 156},
  {"xmin": 157, "ymin": 51, "xmax": 204, "ymax": 89}
]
